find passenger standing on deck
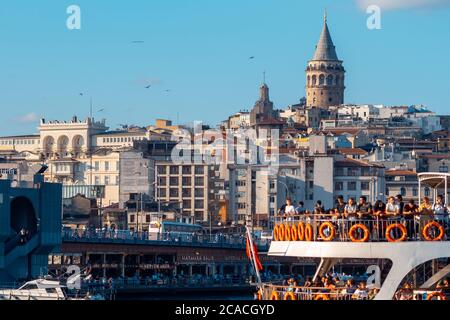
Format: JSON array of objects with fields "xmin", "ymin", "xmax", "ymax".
[
  {"xmin": 385, "ymin": 197, "xmax": 400, "ymax": 220},
  {"xmin": 432, "ymin": 195, "xmax": 447, "ymax": 222},
  {"xmin": 344, "ymin": 198, "xmax": 358, "ymax": 221},
  {"xmin": 295, "ymin": 201, "xmax": 305, "ymax": 215},
  {"xmin": 356, "ymin": 196, "xmax": 372, "ymax": 220},
  {"xmin": 334, "ymin": 196, "xmax": 346, "ymax": 218},
  {"xmin": 404, "ymin": 199, "xmax": 418, "ymax": 238},
  {"xmin": 284, "ymin": 198, "xmax": 296, "ymax": 221}
]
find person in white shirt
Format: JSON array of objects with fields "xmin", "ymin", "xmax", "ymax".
[
  {"xmin": 432, "ymin": 195, "xmax": 448, "ymax": 221},
  {"xmin": 284, "ymin": 198, "xmax": 296, "ymax": 221},
  {"xmin": 352, "ymin": 282, "xmax": 369, "ymax": 300},
  {"xmin": 344, "ymin": 198, "xmax": 358, "ymax": 221},
  {"xmin": 385, "ymin": 196, "xmax": 400, "ymax": 221}
]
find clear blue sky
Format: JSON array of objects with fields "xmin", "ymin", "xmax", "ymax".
[{"xmin": 0, "ymin": 0, "xmax": 449, "ymax": 136}]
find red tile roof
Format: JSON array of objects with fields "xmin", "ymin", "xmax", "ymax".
[{"xmin": 385, "ymin": 170, "xmax": 417, "ymax": 177}]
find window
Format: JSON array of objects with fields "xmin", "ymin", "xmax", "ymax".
[
  {"xmin": 335, "ymin": 167, "xmax": 344, "ymax": 176},
  {"xmin": 347, "ymin": 181, "xmax": 357, "ymax": 191},
  {"xmin": 158, "ymin": 166, "xmax": 167, "ymax": 174},
  {"xmin": 170, "ymin": 166, "xmax": 179, "ymax": 175},
  {"xmin": 169, "ymin": 189, "xmax": 179, "ymax": 197},
  {"xmin": 170, "ymin": 177, "xmax": 179, "ymax": 186},
  {"xmin": 116, "ymin": 161, "xmax": 120, "ymax": 171},
  {"xmin": 105, "ymin": 161, "xmax": 110, "ymax": 171},
  {"xmin": 130, "ymin": 214, "xmax": 136, "ymax": 223},
  {"xmin": 335, "ymin": 182, "xmax": 344, "ymax": 191},
  {"xmin": 94, "ymin": 162, "xmax": 99, "ymax": 171},
  {"xmin": 115, "ymin": 176, "xmax": 119, "ymax": 185},
  {"xmin": 158, "ymin": 177, "xmax": 167, "ymax": 186},
  {"xmin": 439, "ymin": 166, "xmax": 449, "ymax": 173},
  {"xmin": 182, "ymin": 166, "xmax": 192, "ymax": 175},
  {"xmin": 348, "ymin": 168, "xmax": 359, "ymax": 176},
  {"xmin": 195, "ymin": 166, "xmax": 204, "ymax": 175},
  {"xmin": 425, "ymin": 187, "xmax": 430, "ymax": 197},
  {"xmin": 183, "ymin": 200, "xmax": 191, "ymax": 209},
  {"xmin": 195, "ymin": 200, "xmax": 204, "ymax": 209},
  {"xmin": 195, "ymin": 189, "xmax": 204, "ymax": 198},
  {"xmin": 309, "ymin": 181, "xmax": 314, "ymax": 189},
  {"xmin": 104, "ymin": 176, "xmax": 110, "ymax": 185},
  {"xmin": 361, "ymin": 182, "xmax": 370, "ymax": 191},
  {"xmin": 182, "ymin": 177, "xmax": 192, "ymax": 186},
  {"xmin": 238, "ymin": 203, "xmax": 246, "ymax": 209},
  {"xmin": 413, "ymin": 188, "xmax": 418, "ymax": 197},
  {"xmin": 195, "ymin": 177, "xmax": 204, "ymax": 186},
  {"xmin": 400, "ymin": 187, "xmax": 406, "ymax": 197},
  {"xmin": 94, "ymin": 176, "xmax": 100, "ymax": 185},
  {"xmin": 182, "ymin": 189, "xmax": 191, "ymax": 198},
  {"xmin": 145, "ymin": 215, "xmax": 151, "ymax": 223}
]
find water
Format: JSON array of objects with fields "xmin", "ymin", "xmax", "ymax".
[{"xmin": 118, "ymin": 293, "xmax": 254, "ymax": 301}]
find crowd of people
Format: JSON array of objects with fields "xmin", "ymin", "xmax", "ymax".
[
  {"xmin": 279, "ymin": 195, "xmax": 450, "ymax": 220},
  {"xmin": 268, "ymin": 274, "xmax": 378, "ymax": 300},
  {"xmin": 277, "ymin": 194, "xmax": 449, "ymax": 241}
]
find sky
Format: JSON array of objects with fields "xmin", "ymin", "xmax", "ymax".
[{"xmin": 0, "ymin": 0, "xmax": 449, "ymax": 136}]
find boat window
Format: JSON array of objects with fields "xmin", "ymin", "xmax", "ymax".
[
  {"xmin": 21, "ymin": 284, "xmax": 39, "ymax": 290},
  {"xmin": 45, "ymin": 288, "xmax": 58, "ymax": 294}
]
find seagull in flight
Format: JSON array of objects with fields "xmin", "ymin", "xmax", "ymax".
[
  {"xmin": 79, "ymin": 93, "xmax": 84, "ymax": 96},
  {"xmin": 145, "ymin": 85, "xmax": 152, "ymax": 89},
  {"xmin": 132, "ymin": 40, "xmax": 145, "ymax": 44},
  {"xmin": 164, "ymin": 89, "xmax": 171, "ymax": 92},
  {"xmin": 98, "ymin": 108, "xmax": 105, "ymax": 112},
  {"xmin": 249, "ymin": 56, "xmax": 255, "ymax": 60}
]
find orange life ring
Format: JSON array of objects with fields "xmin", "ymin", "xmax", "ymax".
[
  {"xmin": 284, "ymin": 292, "xmax": 297, "ymax": 300},
  {"xmin": 314, "ymin": 294, "xmax": 330, "ymax": 301},
  {"xmin": 348, "ymin": 224, "xmax": 370, "ymax": 243},
  {"xmin": 422, "ymin": 221, "xmax": 445, "ymax": 242},
  {"xmin": 273, "ymin": 225, "xmax": 280, "ymax": 241},
  {"xmin": 290, "ymin": 225, "xmax": 299, "ymax": 241},
  {"xmin": 319, "ymin": 222, "xmax": 336, "ymax": 241},
  {"xmin": 284, "ymin": 224, "xmax": 292, "ymax": 241},
  {"xmin": 305, "ymin": 224, "xmax": 314, "ymax": 242},
  {"xmin": 270, "ymin": 291, "xmax": 280, "ymax": 300},
  {"xmin": 385, "ymin": 223, "xmax": 408, "ymax": 243},
  {"xmin": 426, "ymin": 292, "xmax": 446, "ymax": 300},
  {"xmin": 297, "ymin": 222, "xmax": 305, "ymax": 241},
  {"xmin": 278, "ymin": 224, "xmax": 285, "ymax": 241},
  {"xmin": 256, "ymin": 290, "xmax": 263, "ymax": 301}
]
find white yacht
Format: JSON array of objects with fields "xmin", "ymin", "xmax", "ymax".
[
  {"xmin": 257, "ymin": 172, "xmax": 450, "ymax": 301},
  {"xmin": 0, "ymin": 277, "xmax": 105, "ymax": 300}
]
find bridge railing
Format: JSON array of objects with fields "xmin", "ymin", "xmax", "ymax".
[
  {"xmin": 62, "ymin": 229, "xmax": 270, "ymax": 249},
  {"xmin": 273, "ymin": 214, "xmax": 450, "ymax": 243}
]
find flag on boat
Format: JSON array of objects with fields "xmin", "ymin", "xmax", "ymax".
[{"xmin": 246, "ymin": 235, "xmax": 263, "ymax": 271}]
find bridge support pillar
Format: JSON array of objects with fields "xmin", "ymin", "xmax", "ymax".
[
  {"xmin": 121, "ymin": 255, "xmax": 125, "ymax": 278},
  {"xmin": 102, "ymin": 254, "xmax": 106, "ymax": 278}
]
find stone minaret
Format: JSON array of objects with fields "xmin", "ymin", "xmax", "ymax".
[{"xmin": 306, "ymin": 13, "xmax": 345, "ymax": 108}]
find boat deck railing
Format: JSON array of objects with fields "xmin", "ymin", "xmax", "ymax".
[
  {"xmin": 62, "ymin": 229, "xmax": 270, "ymax": 249},
  {"xmin": 260, "ymin": 283, "xmax": 448, "ymax": 301},
  {"xmin": 273, "ymin": 214, "xmax": 449, "ymax": 243}
]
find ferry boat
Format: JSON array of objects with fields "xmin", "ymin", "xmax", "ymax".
[{"xmin": 255, "ymin": 172, "xmax": 450, "ymax": 301}]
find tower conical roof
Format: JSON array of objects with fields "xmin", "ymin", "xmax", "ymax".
[{"xmin": 312, "ymin": 16, "xmax": 339, "ymax": 61}]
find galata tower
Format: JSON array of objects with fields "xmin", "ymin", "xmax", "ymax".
[{"xmin": 306, "ymin": 13, "xmax": 345, "ymax": 108}]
